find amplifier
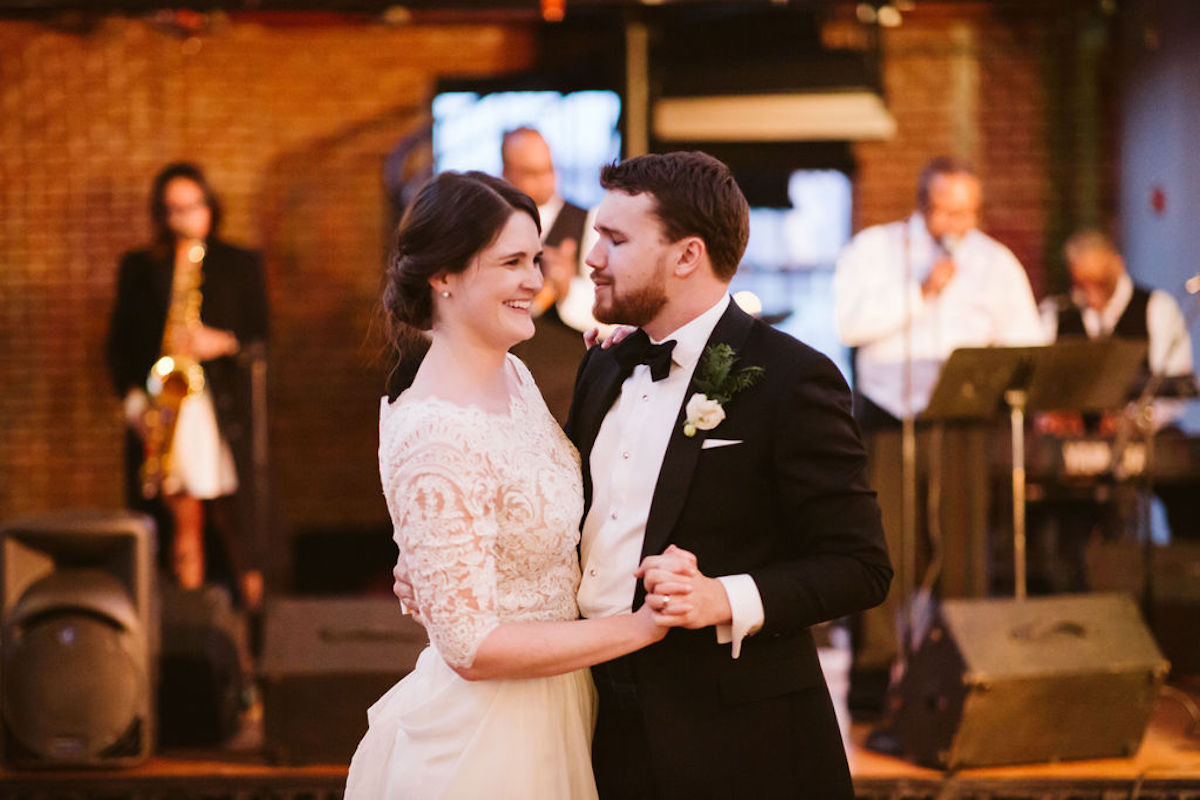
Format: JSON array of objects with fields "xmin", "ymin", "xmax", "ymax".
[{"xmin": 260, "ymin": 596, "xmax": 426, "ymax": 764}]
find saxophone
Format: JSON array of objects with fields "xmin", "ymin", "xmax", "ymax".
[{"xmin": 140, "ymin": 240, "xmax": 208, "ymax": 499}]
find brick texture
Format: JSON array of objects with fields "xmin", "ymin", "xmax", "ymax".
[
  {"xmin": 0, "ymin": 4, "xmax": 1114, "ymax": 588},
  {"xmin": 847, "ymin": 2, "xmax": 1115, "ymax": 298},
  {"xmin": 0, "ymin": 15, "xmax": 533, "ymax": 584}
]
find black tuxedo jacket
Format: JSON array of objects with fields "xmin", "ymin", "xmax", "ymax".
[
  {"xmin": 511, "ymin": 199, "xmax": 591, "ymax": 424},
  {"xmin": 544, "ymin": 198, "xmax": 588, "ymax": 250},
  {"xmin": 565, "ymin": 301, "xmax": 892, "ymax": 798}
]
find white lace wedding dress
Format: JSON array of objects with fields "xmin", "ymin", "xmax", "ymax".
[{"xmin": 344, "ymin": 354, "xmax": 598, "ymax": 800}]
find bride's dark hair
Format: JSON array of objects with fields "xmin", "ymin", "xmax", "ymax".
[{"xmin": 383, "ymin": 170, "xmax": 541, "ymax": 396}]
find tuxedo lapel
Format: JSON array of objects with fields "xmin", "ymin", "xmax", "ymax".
[
  {"xmin": 573, "ymin": 347, "xmax": 631, "ymax": 514},
  {"xmin": 638, "ymin": 302, "xmax": 756, "ymax": 567}
]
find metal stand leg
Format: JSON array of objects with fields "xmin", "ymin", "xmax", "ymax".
[{"xmin": 1005, "ymin": 388, "xmax": 1028, "ymax": 601}]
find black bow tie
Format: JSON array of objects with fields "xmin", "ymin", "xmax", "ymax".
[{"xmin": 614, "ymin": 330, "xmax": 677, "ymax": 382}]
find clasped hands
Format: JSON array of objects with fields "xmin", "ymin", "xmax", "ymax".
[
  {"xmin": 637, "ymin": 544, "xmax": 732, "ymax": 629},
  {"xmin": 392, "ymin": 543, "xmax": 731, "ymax": 631}
]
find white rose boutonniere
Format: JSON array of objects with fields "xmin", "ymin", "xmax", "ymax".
[
  {"xmin": 683, "ymin": 343, "xmax": 764, "ymax": 437},
  {"xmin": 683, "ymin": 394, "xmax": 726, "ymax": 437}
]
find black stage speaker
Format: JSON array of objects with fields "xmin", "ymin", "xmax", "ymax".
[
  {"xmin": 0, "ymin": 511, "xmax": 156, "ymax": 767},
  {"xmin": 893, "ymin": 593, "xmax": 1168, "ymax": 769},
  {"xmin": 260, "ymin": 596, "xmax": 426, "ymax": 764},
  {"xmin": 158, "ymin": 584, "xmax": 246, "ymax": 747}
]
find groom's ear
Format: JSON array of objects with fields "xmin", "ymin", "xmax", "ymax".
[{"xmin": 672, "ymin": 235, "xmax": 707, "ymax": 278}]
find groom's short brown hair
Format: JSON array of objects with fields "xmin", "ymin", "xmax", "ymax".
[{"xmin": 599, "ymin": 151, "xmax": 749, "ymax": 281}]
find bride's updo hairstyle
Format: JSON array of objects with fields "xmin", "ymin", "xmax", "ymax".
[{"xmin": 383, "ymin": 170, "xmax": 541, "ymax": 395}]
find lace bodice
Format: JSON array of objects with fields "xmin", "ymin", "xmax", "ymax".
[{"xmin": 379, "ymin": 355, "xmax": 584, "ymax": 669}]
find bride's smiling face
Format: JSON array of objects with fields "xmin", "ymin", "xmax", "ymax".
[{"xmin": 437, "ymin": 211, "xmax": 544, "ymax": 351}]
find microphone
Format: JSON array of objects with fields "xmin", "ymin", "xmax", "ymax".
[
  {"xmin": 938, "ymin": 234, "xmax": 963, "ymax": 259},
  {"xmin": 1186, "ymin": 273, "xmax": 1200, "ymax": 295}
]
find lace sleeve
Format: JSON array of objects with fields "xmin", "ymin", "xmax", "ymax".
[{"xmin": 386, "ymin": 445, "xmax": 501, "ymax": 669}]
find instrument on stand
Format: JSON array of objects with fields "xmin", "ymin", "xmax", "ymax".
[
  {"xmin": 1027, "ymin": 431, "xmax": 1200, "ymax": 484},
  {"xmin": 140, "ymin": 240, "xmax": 207, "ymax": 499}
]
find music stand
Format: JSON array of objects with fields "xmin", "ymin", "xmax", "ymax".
[{"xmin": 921, "ymin": 339, "xmax": 1147, "ymax": 599}]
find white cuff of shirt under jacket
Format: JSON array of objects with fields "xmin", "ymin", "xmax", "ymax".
[
  {"xmin": 124, "ymin": 388, "xmax": 149, "ymax": 427},
  {"xmin": 715, "ymin": 574, "xmax": 764, "ymax": 659}
]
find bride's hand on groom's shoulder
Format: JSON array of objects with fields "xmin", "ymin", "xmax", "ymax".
[
  {"xmin": 636, "ymin": 545, "xmax": 733, "ymax": 630},
  {"xmin": 583, "ymin": 324, "xmax": 636, "ymax": 349}
]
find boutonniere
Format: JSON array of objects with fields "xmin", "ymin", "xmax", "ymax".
[{"xmin": 683, "ymin": 344, "xmax": 764, "ymax": 437}]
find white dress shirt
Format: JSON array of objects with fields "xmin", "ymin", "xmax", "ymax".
[
  {"xmin": 578, "ymin": 294, "xmax": 763, "ymax": 658},
  {"xmin": 1039, "ymin": 272, "xmax": 1194, "ymax": 377},
  {"xmin": 834, "ymin": 214, "xmax": 1046, "ymax": 419},
  {"xmin": 1039, "ymin": 272, "xmax": 1195, "ymax": 425}
]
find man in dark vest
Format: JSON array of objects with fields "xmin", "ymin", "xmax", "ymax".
[
  {"xmin": 1038, "ymin": 230, "xmax": 1197, "ymax": 568},
  {"xmin": 503, "ymin": 126, "xmax": 593, "ymax": 423},
  {"xmin": 1043, "ymin": 230, "xmax": 1193, "ymax": 420}
]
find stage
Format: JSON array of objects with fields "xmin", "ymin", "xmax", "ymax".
[
  {"xmin": 850, "ymin": 689, "xmax": 1200, "ymax": 799},
  {"xmin": 2, "ymin": 688, "xmax": 1198, "ymax": 800}
]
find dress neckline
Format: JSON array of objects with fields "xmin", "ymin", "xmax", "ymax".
[{"xmin": 383, "ymin": 353, "xmax": 525, "ymax": 419}]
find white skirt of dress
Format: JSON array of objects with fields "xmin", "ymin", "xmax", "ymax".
[
  {"xmin": 345, "ymin": 646, "xmax": 599, "ymax": 800},
  {"xmin": 167, "ymin": 388, "xmax": 238, "ymax": 499}
]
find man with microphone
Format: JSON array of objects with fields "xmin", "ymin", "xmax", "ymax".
[
  {"xmin": 834, "ymin": 156, "xmax": 1044, "ymax": 425},
  {"xmin": 832, "ymin": 157, "xmax": 1043, "ymax": 693}
]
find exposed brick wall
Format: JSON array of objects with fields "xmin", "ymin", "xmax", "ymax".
[
  {"xmin": 0, "ymin": 15, "xmax": 533, "ymax": 583},
  {"xmin": 0, "ymin": 4, "xmax": 1116, "ymax": 590},
  {"xmin": 845, "ymin": 2, "xmax": 1115, "ymax": 298}
]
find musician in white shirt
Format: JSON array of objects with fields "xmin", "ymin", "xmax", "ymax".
[
  {"xmin": 834, "ymin": 157, "xmax": 1045, "ymax": 424},
  {"xmin": 1037, "ymin": 229, "xmax": 1198, "ymax": 549},
  {"xmin": 831, "ymin": 158, "xmax": 1044, "ymax": 674},
  {"xmin": 1041, "ymin": 229, "xmax": 1193, "ymax": 397}
]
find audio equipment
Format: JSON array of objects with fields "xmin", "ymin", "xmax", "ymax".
[
  {"xmin": 891, "ymin": 593, "xmax": 1167, "ymax": 769},
  {"xmin": 157, "ymin": 584, "xmax": 247, "ymax": 747},
  {"xmin": 0, "ymin": 511, "xmax": 156, "ymax": 767},
  {"xmin": 260, "ymin": 596, "xmax": 426, "ymax": 764}
]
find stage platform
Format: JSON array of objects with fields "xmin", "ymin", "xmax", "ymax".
[
  {"xmin": 849, "ymin": 692, "xmax": 1200, "ymax": 799},
  {"xmin": 2, "ymin": 694, "xmax": 1198, "ymax": 800}
]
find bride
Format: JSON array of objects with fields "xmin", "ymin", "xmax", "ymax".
[{"xmin": 344, "ymin": 171, "xmax": 688, "ymax": 799}]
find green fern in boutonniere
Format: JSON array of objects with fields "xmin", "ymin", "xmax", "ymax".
[{"xmin": 683, "ymin": 344, "xmax": 765, "ymax": 437}]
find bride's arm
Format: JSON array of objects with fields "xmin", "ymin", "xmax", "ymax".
[
  {"xmin": 459, "ymin": 605, "xmax": 666, "ymax": 681},
  {"xmin": 387, "ymin": 447, "xmax": 686, "ymax": 682}
]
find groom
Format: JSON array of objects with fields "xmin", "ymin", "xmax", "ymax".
[{"xmin": 568, "ymin": 151, "xmax": 891, "ymax": 799}]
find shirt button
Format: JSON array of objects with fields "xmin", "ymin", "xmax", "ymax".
[
  {"xmin": 641, "ymin": 394, "xmax": 649, "ymax": 401},
  {"xmin": 588, "ymin": 568, "xmax": 597, "ymax": 577},
  {"xmin": 610, "ymin": 512, "xmax": 618, "ymax": 520},
  {"xmin": 622, "ymin": 451, "xmax": 630, "ymax": 460}
]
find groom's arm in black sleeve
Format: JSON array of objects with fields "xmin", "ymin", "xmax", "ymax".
[{"xmin": 751, "ymin": 349, "xmax": 892, "ymax": 634}]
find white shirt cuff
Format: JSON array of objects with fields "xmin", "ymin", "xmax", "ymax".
[
  {"xmin": 715, "ymin": 574, "xmax": 764, "ymax": 659},
  {"xmin": 123, "ymin": 389, "xmax": 149, "ymax": 427}
]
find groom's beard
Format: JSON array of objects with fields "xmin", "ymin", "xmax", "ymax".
[{"xmin": 592, "ymin": 275, "xmax": 669, "ymax": 329}]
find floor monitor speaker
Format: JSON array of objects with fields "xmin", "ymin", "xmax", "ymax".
[
  {"xmin": 892, "ymin": 592, "xmax": 1168, "ymax": 769},
  {"xmin": 260, "ymin": 596, "xmax": 426, "ymax": 764}
]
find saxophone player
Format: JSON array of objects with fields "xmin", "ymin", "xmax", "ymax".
[{"xmin": 107, "ymin": 162, "xmax": 268, "ymax": 610}]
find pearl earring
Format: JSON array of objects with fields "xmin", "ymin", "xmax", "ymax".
[{"xmin": 440, "ymin": 290, "xmax": 450, "ymax": 298}]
